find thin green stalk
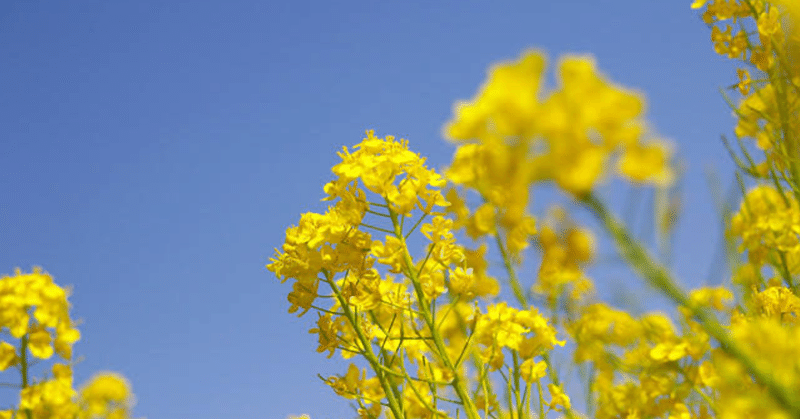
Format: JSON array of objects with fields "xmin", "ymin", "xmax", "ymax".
[
  {"xmin": 494, "ymin": 231, "xmax": 580, "ymax": 419},
  {"xmin": 537, "ymin": 380, "xmax": 545, "ymax": 419},
  {"xmin": 512, "ymin": 352, "xmax": 525, "ymax": 419},
  {"xmin": 20, "ymin": 335, "xmax": 32, "ymax": 419},
  {"xmin": 324, "ymin": 273, "xmax": 405, "ymax": 419},
  {"xmin": 387, "ymin": 205, "xmax": 482, "ymax": 419},
  {"xmin": 494, "ymin": 235, "xmax": 527, "ymax": 307},
  {"xmin": 494, "ymin": 232, "xmax": 578, "ymax": 419},
  {"xmin": 405, "ymin": 213, "xmax": 429, "ymax": 240},
  {"xmin": 360, "ymin": 223, "xmax": 396, "ymax": 235}
]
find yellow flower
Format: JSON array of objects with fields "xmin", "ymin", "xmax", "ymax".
[
  {"xmin": 737, "ymin": 68, "xmax": 751, "ymax": 95},
  {"xmin": 0, "ymin": 268, "xmax": 79, "ymax": 362},
  {"xmin": 757, "ymin": 7, "xmax": 782, "ymax": 41},
  {"xmin": 309, "ymin": 313, "xmax": 345, "ymax": 358},
  {"xmin": 447, "ymin": 49, "xmax": 668, "ymax": 199},
  {"xmin": 566, "ymin": 227, "xmax": 594, "ymax": 263},
  {"xmin": 20, "ymin": 369, "xmax": 79, "ymax": 419},
  {"xmin": 325, "ymin": 363, "xmax": 363, "ymax": 399},
  {"xmin": 445, "ymin": 50, "xmax": 546, "ymax": 141},
  {"xmin": 617, "ymin": 140, "xmax": 674, "ymax": 185},
  {"xmin": 753, "ymin": 286, "xmax": 800, "ymax": 322},
  {"xmin": 78, "ymin": 372, "xmax": 133, "ymax": 419},
  {"xmin": 0, "ymin": 342, "xmax": 16, "ymax": 371},
  {"xmin": 503, "ymin": 215, "xmax": 537, "ymax": 261},
  {"xmin": 689, "ymin": 286, "xmax": 733, "ymax": 311},
  {"xmin": 730, "ymin": 184, "xmax": 800, "ymax": 266},
  {"xmin": 557, "ymin": 146, "xmax": 608, "ymax": 194},
  {"xmin": 447, "ymin": 266, "xmax": 474, "ymax": 296},
  {"xmin": 402, "ymin": 381, "xmax": 442, "ymax": 419},
  {"xmin": 519, "ymin": 358, "xmax": 547, "ymax": 383},
  {"xmin": 547, "ymin": 384, "xmax": 571, "ymax": 411},
  {"xmin": 54, "ymin": 323, "xmax": 80, "ymax": 359},
  {"xmin": 28, "ymin": 325, "xmax": 54, "ymax": 359},
  {"xmin": 650, "ymin": 341, "xmax": 689, "ymax": 362},
  {"xmin": 468, "ymin": 203, "xmax": 496, "ymax": 238},
  {"xmin": 286, "ymin": 279, "xmax": 319, "ymax": 316},
  {"xmin": 698, "ymin": 360, "xmax": 720, "ymax": 388}
]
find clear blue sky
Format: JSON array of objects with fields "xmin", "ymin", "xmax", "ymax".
[{"xmin": 1, "ymin": 1, "xmax": 739, "ymax": 418}]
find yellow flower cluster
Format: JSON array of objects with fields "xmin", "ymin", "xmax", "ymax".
[
  {"xmin": 0, "ymin": 268, "xmax": 80, "ymax": 362},
  {"xmin": 270, "ymin": 131, "xmax": 484, "ymax": 418},
  {"xmin": 441, "ymin": 49, "xmax": 672, "ymax": 268},
  {"xmin": 268, "ymin": 131, "xmax": 450, "ymax": 317},
  {"xmin": 699, "ymin": 20, "xmax": 800, "ymax": 419},
  {"xmin": 698, "ymin": 1, "xmax": 800, "ymax": 186},
  {"xmin": 0, "ymin": 269, "xmax": 82, "ymax": 417},
  {"xmin": 0, "ymin": 268, "xmax": 138, "ymax": 419},
  {"xmin": 78, "ymin": 373, "xmax": 134, "ymax": 419},
  {"xmin": 330, "ymin": 130, "xmax": 448, "ymax": 216},
  {"xmin": 710, "ymin": 315, "xmax": 800, "ymax": 419},
  {"xmin": 734, "ymin": 80, "xmax": 800, "ymax": 174},
  {"xmin": 269, "ymin": 129, "xmax": 576, "ymax": 419},
  {"xmin": 534, "ymin": 209, "xmax": 596, "ymax": 304},
  {"xmin": 730, "ymin": 184, "xmax": 800, "ymax": 269},
  {"xmin": 445, "ymin": 50, "xmax": 673, "ymax": 197},
  {"xmin": 752, "ymin": 285, "xmax": 800, "ymax": 322},
  {"xmin": 15, "ymin": 364, "xmax": 78, "ymax": 419},
  {"xmin": 473, "ymin": 302, "xmax": 563, "ymax": 372},
  {"xmin": 0, "ymin": 268, "xmax": 136, "ymax": 419},
  {"xmin": 568, "ymin": 288, "xmax": 732, "ymax": 419}
]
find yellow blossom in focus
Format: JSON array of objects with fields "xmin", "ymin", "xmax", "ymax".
[{"xmin": 474, "ymin": 302, "xmax": 563, "ymax": 369}]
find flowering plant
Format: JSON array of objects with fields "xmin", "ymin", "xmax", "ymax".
[
  {"xmin": 0, "ymin": 268, "xmax": 135, "ymax": 419},
  {"xmin": 270, "ymin": 1, "xmax": 800, "ymax": 418}
]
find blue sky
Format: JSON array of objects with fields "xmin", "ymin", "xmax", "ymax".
[{"xmin": 1, "ymin": 1, "xmax": 741, "ymax": 418}]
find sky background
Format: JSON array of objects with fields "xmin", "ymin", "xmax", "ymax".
[{"xmin": 1, "ymin": 1, "xmax": 742, "ymax": 418}]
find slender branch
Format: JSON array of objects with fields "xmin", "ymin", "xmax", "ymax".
[
  {"xmin": 323, "ymin": 272, "xmax": 406, "ymax": 419},
  {"xmin": 386, "ymin": 200, "xmax": 482, "ymax": 419}
]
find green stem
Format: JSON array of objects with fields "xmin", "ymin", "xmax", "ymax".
[
  {"xmin": 324, "ymin": 274, "xmax": 405, "ymax": 419},
  {"xmin": 494, "ymin": 235, "xmax": 527, "ymax": 307},
  {"xmin": 537, "ymin": 380, "xmax": 545, "ymax": 419},
  {"xmin": 512, "ymin": 352, "xmax": 524, "ymax": 419},
  {"xmin": 20, "ymin": 334, "xmax": 32, "ymax": 419},
  {"xmin": 387, "ymin": 206, "xmax": 482, "ymax": 419},
  {"xmin": 494, "ymin": 231, "xmax": 578, "ymax": 419}
]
